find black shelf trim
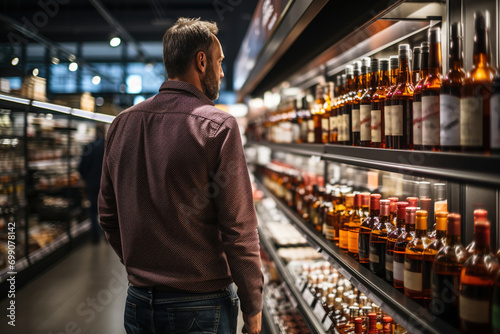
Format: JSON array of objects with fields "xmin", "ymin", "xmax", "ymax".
[
  {"xmin": 256, "ymin": 178, "xmax": 461, "ymax": 334},
  {"xmin": 258, "ymin": 224, "xmax": 326, "ymax": 334},
  {"xmin": 267, "ymin": 142, "xmax": 324, "ymax": 157}
]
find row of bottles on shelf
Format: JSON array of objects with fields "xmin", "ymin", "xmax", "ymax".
[
  {"xmin": 257, "ymin": 11, "xmax": 499, "ymax": 155},
  {"xmin": 295, "ymin": 261, "xmax": 407, "ymax": 333},
  {"xmin": 260, "ymin": 163, "xmax": 500, "ymax": 333}
]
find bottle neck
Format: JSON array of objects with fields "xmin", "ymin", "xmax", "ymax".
[
  {"xmin": 416, "ymin": 228, "xmax": 428, "ymax": 238},
  {"xmin": 379, "ymin": 70, "xmax": 390, "ymax": 88},
  {"xmin": 396, "ymin": 218, "xmax": 405, "ymax": 229},
  {"xmin": 445, "ymin": 235, "xmax": 461, "ymax": 245},
  {"xmin": 398, "ymin": 57, "xmax": 411, "ymax": 84},
  {"xmin": 435, "ymin": 229, "xmax": 446, "ymax": 239},
  {"xmin": 473, "ymin": 53, "xmax": 491, "ymax": 68},
  {"xmin": 390, "ymin": 69, "xmax": 398, "ymax": 86},
  {"xmin": 449, "ymin": 37, "xmax": 464, "ymax": 71},
  {"xmin": 370, "ymin": 208, "xmax": 380, "ymax": 218},
  {"xmin": 405, "ymin": 222, "xmax": 415, "ymax": 232},
  {"xmin": 473, "ymin": 28, "xmax": 491, "ymax": 66},
  {"xmin": 420, "ymin": 54, "xmax": 429, "ymax": 79},
  {"xmin": 429, "ymin": 42, "xmax": 442, "ymax": 75}
]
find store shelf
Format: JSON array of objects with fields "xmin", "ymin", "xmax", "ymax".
[
  {"xmin": 268, "ymin": 142, "xmax": 324, "ymax": 157},
  {"xmin": 261, "ymin": 301, "xmax": 280, "ymax": 334},
  {"xmin": 258, "ymin": 224, "xmax": 326, "ymax": 334},
  {"xmin": 256, "ymin": 178, "xmax": 461, "ymax": 334}
]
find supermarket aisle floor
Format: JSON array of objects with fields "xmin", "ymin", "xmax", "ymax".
[{"xmin": 0, "ymin": 239, "xmax": 246, "ymax": 334}]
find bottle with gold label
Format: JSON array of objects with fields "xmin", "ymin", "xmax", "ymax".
[
  {"xmin": 313, "ymin": 85, "xmax": 326, "ymax": 144},
  {"xmin": 371, "ymin": 59, "xmax": 389, "ymax": 148},
  {"xmin": 340, "ymin": 193, "xmax": 354, "ymax": 252},
  {"xmin": 330, "ymin": 77, "xmax": 341, "ymax": 144},
  {"xmin": 352, "ymin": 61, "xmax": 362, "ymax": 146},
  {"xmin": 360, "ymin": 58, "xmax": 378, "ymax": 147},
  {"xmin": 358, "ymin": 193, "xmax": 378, "ymax": 265},
  {"xmin": 322, "ymin": 83, "xmax": 333, "ymax": 143},
  {"xmin": 348, "ymin": 193, "xmax": 362, "ymax": 260},
  {"xmin": 385, "ymin": 56, "xmax": 399, "ymax": 149},
  {"xmin": 393, "ymin": 204, "xmax": 414, "ymax": 290},
  {"xmin": 343, "ymin": 67, "xmax": 354, "ymax": 146}
]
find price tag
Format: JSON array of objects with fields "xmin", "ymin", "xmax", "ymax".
[
  {"xmin": 302, "ymin": 288, "xmax": 316, "ymax": 306},
  {"xmin": 313, "ymin": 302, "xmax": 327, "ymax": 321},
  {"xmin": 322, "ymin": 316, "xmax": 333, "ymax": 331},
  {"xmin": 298, "ymin": 280, "xmax": 307, "ymax": 293},
  {"xmin": 295, "ymin": 277, "xmax": 304, "ymax": 290}
]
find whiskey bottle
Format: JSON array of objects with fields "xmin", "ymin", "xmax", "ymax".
[
  {"xmin": 348, "ymin": 193, "xmax": 363, "ymax": 259},
  {"xmin": 322, "ymin": 82, "xmax": 333, "ymax": 143},
  {"xmin": 406, "ymin": 197, "xmax": 418, "ymax": 209},
  {"xmin": 385, "ymin": 56, "xmax": 399, "ymax": 149},
  {"xmin": 394, "ymin": 205, "xmax": 416, "ymax": 290},
  {"xmin": 369, "ymin": 199, "xmax": 391, "ymax": 277},
  {"xmin": 352, "ymin": 61, "xmax": 362, "ymax": 146},
  {"xmin": 392, "ymin": 44, "xmax": 414, "ymax": 150},
  {"xmin": 422, "ymin": 27, "xmax": 442, "ymax": 151},
  {"xmin": 430, "ymin": 213, "xmax": 467, "ymax": 326},
  {"xmin": 314, "ymin": 84, "xmax": 326, "ymax": 143},
  {"xmin": 338, "ymin": 74, "xmax": 347, "ymax": 144},
  {"xmin": 404, "ymin": 210, "xmax": 431, "ymax": 303},
  {"xmin": 331, "ymin": 77, "xmax": 342, "ymax": 144},
  {"xmin": 360, "ymin": 58, "xmax": 378, "ymax": 147},
  {"xmin": 344, "ymin": 68, "xmax": 354, "ymax": 146},
  {"xmin": 491, "ymin": 72, "xmax": 500, "ymax": 154},
  {"xmin": 371, "ymin": 59, "xmax": 389, "ymax": 148},
  {"xmin": 359, "ymin": 193, "xmax": 378, "ymax": 265},
  {"xmin": 386, "ymin": 200, "xmax": 406, "ymax": 284},
  {"xmin": 388, "ymin": 197, "xmax": 399, "ymax": 225},
  {"xmin": 424, "ymin": 211, "xmax": 448, "ymax": 295},
  {"xmin": 413, "ymin": 42, "xmax": 430, "ymax": 150},
  {"xmin": 412, "ymin": 46, "xmax": 421, "ymax": 86},
  {"xmin": 460, "ymin": 220, "xmax": 499, "ymax": 333},
  {"xmin": 340, "ymin": 193, "xmax": 355, "ymax": 252},
  {"xmin": 466, "ymin": 208, "xmax": 488, "ymax": 254},
  {"xmin": 440, "ymin": 22, "xmax": 465, "ymax": 151},
  {"xmin": 461, "ymin": 11, "xmax": 495, "ymax": 153}
]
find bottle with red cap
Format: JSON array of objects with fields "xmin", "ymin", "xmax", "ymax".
[
  {"xmin": 382, "ymin": 315, "xmax": 393, "ymax": 333},
  {"xmin": 367, "ymin": 312, "xmax": 378, "ymax": 334},
  {"xmin": 354, "ymin": 317, "xmax": 363, "ymax": 334},
  {"xmin": 431, "ymin": 213, "xmax": 467, "ymax": 327},
  {"xmin": 394, "ymin": 206, "xmax": 417, "ymax": 290},
  {"xmin": 386, "ymin": 201, "xmax": 408, "ymax": 284},
  {"xmin": 466, "ymin": 209, "xmax": 488, "ymax": 254},
  {"xmin": 460, "ymin": 220, "xmax": 499, "ymax": 333},
  {"xmin": 369, "ymin": 199, "xmax": 393, "ymax": 277},
  {"xmin": 348, "ymin": 193, "xmax": 363, "ymax": 259},
  {"xmin": 359, "ymin": 194, "xmax": 380, "ymax": 265},
  {"xmin": 423, "ymin": 211, "xmax": 447, "ymax": 301},
  {"xmin": 406, "ymin": 196, "xmax": 418, "ymax": 208},
  {"xmin": 388, "ymin": 197, "xmax": 399, "ymax": 226}
]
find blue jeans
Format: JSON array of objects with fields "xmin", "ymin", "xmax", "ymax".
[{"xmin": 125, "ymin": 284, "xmax": 239, "ymax": 334}]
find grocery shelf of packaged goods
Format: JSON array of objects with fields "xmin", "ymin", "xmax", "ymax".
[
  {"xmin": 267, "ymin": 142, "xmax": 324, "ymax": 157},
  {"xmin": 256, "ymin": 177, "xmax": 461, "ymax": 334}
]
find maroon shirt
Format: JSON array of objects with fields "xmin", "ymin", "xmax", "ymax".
[{"xmin": 98, "ymin": 80, "xmax": 263, "ymax": 315}]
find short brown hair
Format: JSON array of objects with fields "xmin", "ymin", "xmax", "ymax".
[{"xmin": 162, "ymin": 18, "xmax": 219, "ymax": 78}]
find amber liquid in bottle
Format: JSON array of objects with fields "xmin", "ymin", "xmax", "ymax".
[
  {"xmin": 348, "ymin": 194, "xmax": 362, "ymax": 260},
  {"xmin": 393, "ymin": 204, "xmax": 415, "ymax": 290},
  {"xmin": 465, "ymin": 208, "xmax": 488, "ymax": 254},
  {"xmin": 314, "ymin": 85, "xmax": 326, "ymax": 144},
  {"xmin": 330, "ymin": 79, "xmax": 340, "ymax": 144},
  {"xmin": 461, "ymin": 11, "xmax": 495, "ymax": 153},
  {"xmin": 371, "ymin": 59, "xmax": 389, "ymax": 148},
  {"xmin": 358, "ymin": 193, "xmax": 377, "ymax": 265},
  {"xmin": 369, "ymin": 199, "xmax": 392, "ymax": 277},
  {"xmin": 343, "ymin": 69, "xmax": 354, "ymax": 146},
  {"xmin": 404, "ymin": 210, "xmax": 431, "ymax": 304},
  {"xmin": 440, "ymin": 23, "xmax": 465, "ymax": 152},
  {"xmin": 422, "ymin": 27, "xmax": 442, "ymax": 151},
  {"xmin": 385, "ymin": 56, "xmax": 399, "ymax": 149},
  {"xmin": 322, "ymin": 82, "xmax": 333, "ymax": 143},
  {"xmin": 392, "ymin": 44, "xmax": 414, "ymax": 150},
  {"xmin": 430, "ymin": 213, "xmax": 467, "ymax": 327},
  {"xmin": 351, "ymin": 62, "xmax": 362, "ymax": 146},
  {"xmin": 460, "ymin": 220, "xmax": 500, "ymax": 333},
  {"xmin": 423, "ymin": 211, "xmax": 447, "ymax": 301},
  {"xmin": 413, "ymin": 42, "xmax": 429, "ymax": 151},
  {"xmin": 339, "ymin": 193, "xmax": 354, "ymax": 251},
  {"xmin": 360, "ymin": 59, "xmax": 378, "ymax": 147},
  {"xmin": 386, "ymin": 200, "xmax": 406, "ymax": 283}
]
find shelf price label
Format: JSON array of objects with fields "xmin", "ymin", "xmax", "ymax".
[
  {"xmin": 313, "ymin": 302, "xmax": 326, "ymax": 322},
  {"xmin": 302, "ymin": 288, "xmax": 316, "ymax": 307},
  {"xmin": 322, "ymin": 316, "xmax": 333, "ymax": 331}
]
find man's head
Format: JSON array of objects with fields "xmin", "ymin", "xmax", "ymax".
[{"xmin": 163, "ymin": 18, "xmax": 225, "ymax": 100}]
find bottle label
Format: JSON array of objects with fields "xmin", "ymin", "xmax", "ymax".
[
  {"xmin": 385, "ymin": 106, "xmax": 392, "ymax": 136},
  {"xmin": 393, "ymin": 260, "xmax": 404, "ymax": 281},
  {"xmin": 391, "ymin": 104, "xmax": 403, "ymax": 136},
  {"xmin": 303, "ymin": 288, "xmax": 316, "ymax": 306},
  {"xmin": 491, "ymin": 93, "xmax": 500, "ymax": 149},
  {"xmin": 385, "ymin": 254, "xmax": 393, "ymax": 272},
  {"xmin": 343, "ymin": 114, "xmax": 350, "ymax": 139},
  {"xmin": 440, "ymin": 94, "xmax": 460, "ymax": 146},
  {"xmin": 404, "ymin": 269, "xmax": 423, "ymax": 292},
  {"xmin": 292, "ymin": 124, "xmax": 301, "ymax": 143},
  {"xmin": 322, "ymin": 118, "xmax": 329, "ymax": 133},
  {"xmin": 339, "ymin": 229, "xmax": 348, "ymax": 249},
  {"xmin": 329, "ymin": 116, "xmax": 337, "ymax": 132},
  {"xmin": 422, "ymin": 95, "xmax": 440, "ymax": 146},
  {"xmin": 369, "ymin": 252, "xmax": 379, "ymax": 264},
  {"xmin": 307, "ymin": 119, "xmax": 315, "ymax": 131},
  {"xmin": 313, "ymin": 302, "xmax": 327, "ymax": 321},
  {"xmin": 360, "ymin": 104, "xmax": 371, "ymax": 141},
  {"xmin": 459, "ymin": 295, "xmax": 490, "ymax": 324},
  {"xmin": 307, "ymin": 132, "xmax": 315, "ymax": 143},
  {"xmin": 322, "ymin": 317, "xmax": 333, "ymax": 331},
  {"xmin": 338, "ymin": 115, "xmax": 344, "ymax": 141},
  {"xmin": 460, "ymin": 97, "xmax": 483, "ymax": 146},
  {"xmin": 352, "ymin": 106, "xmax": 360, "ymax": 132},
  {"xmin": 348, "ymin": 231, "xmax": 359, "ymax": 254},
  {"xmin": 371, "ymin": 109, "xmax": 382, "ymax": 142},
  {"xmin": 413, "ymin": 101, "xmax": 422, "ymax": 145}
]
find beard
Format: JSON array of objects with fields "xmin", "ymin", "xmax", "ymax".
[{"xmin": 201, "ymin": 62, "xmax": 220, "ymax": 101}]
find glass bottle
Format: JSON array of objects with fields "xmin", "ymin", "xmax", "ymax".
[
  {"xmin": 491, "ymin": 72, "xmax": 500, "ymax": 154},
  {"xmin": 338, "ymin": 74, "xmax": 347, "ymax": 144},
  {"xmin": 460, "ymin": 220, "xmax": 499, "ymax": 333},
  {"xmin": 313, "ymin": 84, "xmax": 326, "ymax": 143},
  {"xmin": 340, "ymin": 193, "xmax": 354, "ymax": 252},
  {"xmin": 369, "ymin": 199, "xmax": 392, "ymax": 277},
  {"xmin": 392, "ymin": 44, "xmax": 414, "ymax": 150},
  {"xmin": 360, "ymin": 58, "xmax": 378, "ymax": 147},
  {"xmin": 466, "ymin": 209, "xmax": 488, "ymax": 254},
  {"xmin": 359, "ymin": 193, "xmax": 379, "ymax": 265},
  {"xmin": 404, "ymin": 210, "xmax": 431, "ymax": 304},
  {"xmin": 440, "ymin": 22, "xmax": 465, "ymax": 152},
  {"xmin": 394, "ymin": 205, "xmax": 415, "ymax": 290},
  {"xmin": 430, "ymin": 213, "xmax": 467, "ymax": 327},
  {"xmin": 331, "ymin": 77, "xmax": 342, "ymax": 144},
  {"xmin": 367, "ymin": 313, "xmax": 378, "ymax": 334},
  {"xmin": 348, "ymin": 193, "xmax": 362, "ymax": 259},
  {"xmin": 492, "ymin": 267, "xmax": 500, "ymax": 334},
  {"xmin": 424, "ymin": 211, "xmax": 448, "ymax": 295},
  {"xmin": 371, "ymin": 59, "xmax": 389, "ymax": 148},
  {"xmin": 322, "ymin": 82, "xmax": 333, "ymax": 143},
  {"xmin": 388, "ymin": 197, "xmax": 399, "ymax": 225},
  {"xmin": 343, "ymin": 67, "xmax": 354, "ymax": 146},
  {"xmin": 461, "ymin": 11, "xmax": 495, "ymax": 153},
  {"xmin": 385, "ymin": 56, "xmax": 399, "ymax": 149},
  {"xmin": 412, "ymin": 46, "xmax": 421, "ymax": 86},
  {"xmin": 413, "ymin": 42, "xmax": 430, "ymax": 151},
  {"xmin": 352, "ymin": 61, "xmax": 362, "ymax": 146},
  {"xmin": 386, "ymin": 200, "xmax": 407, "ymax": 284},
  {"xmin": 406, "ymin": 197, "xmax": 418, "ymax": 209},
  {"xmin": 422, "ymin": 27, "xmax": 443, "ymax": 151},
  {"xmin": 312, "ymin": 187, "xmax": 325, "ymax": 233}
]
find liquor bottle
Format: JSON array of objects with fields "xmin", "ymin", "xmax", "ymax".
[
  {"xmin": 461, "ymin": 11, "xmax": 495, "ymax": 153},
  {"xmin": 382, "ymin": 316, "xmax": 393, "ymax": 334},
  {"xmin": 394, "ymin": 205, "xmax": 416, "ymax": 290},
  {"xmin": 425, "ymin": 211, "xmax": 448, "ymax": 279},
  {"xmin": 430, "ymin": 213, "xmax": 467, "ymax": 326},
  {"xmin": 369, "ymin": 199, "xmax": 392, "ymax": 277},
  {"xmin": 359, "ymin": 194, "xmax": 379, "ymax": 265},
  {"xmin": 322, "ymin": 82, "xmax": 333, "ymax": 143},
  {"xmin": 392, "ymin": 44, "xmax": 414, "ymax": 150},
  {"xmin": 385, "ymin": 56, "xmax": 399, "ymax": 149},
  {"xmin": 371, "ymin": 59, "xmax": 389, "ymax": 148},
  {"xmin": 460, "ymin": 220, "xmax": 499, "ymax": 333},
  {"xmin": 311, "ymin": 187, "xmax": 325, "ymax": 232},
  {"xmin": 344, "ymin": 67, "xmax": 354, "ymax": 145},
  {"xmin": 340, "ymin": 193, "xmax": 355, "ymax": 252},
  {"xmin": 354, "ymin": 317, "xmax": 364, "ymax": 334},
  {"xmin": 338, "ymin": 74, "xmax": 347, "ymax": 144},
  {"xmin": 422, "ymin": 27, "xmax": 442, "ymax": 151},
  {"xmin": 360, "ymin": 59, "xmax": 378, "ymax": 147},
  {"xmin": 412, "ymin": 47, "xmax": 421, "ymax": 86},
  {"xmin": 352, "ymin": 61, "xmax": 362, "ymax": 146},
  {"xmin": 367, "ymin": 313, "xmax": 378, "ymax": 334},
  {"xmin": 348, "ymin": 194, "xmax": 362, "ymax": 259},
  {"xmin": 406, "ymin": 197, "xmax": 418, "ymax": 208},
  {"xmin": 386, "ymin": 200, "xmax": 407, "ymax": 284},
  {"xmin": 388, "ymin": 197, "xmax": 399, "ymax": 225},
  {"xmin": 466, "ymin": 209, "xmax": 488, "ymax": 254},
  {"xmin": 413, "ymin": 42, "xmax": 430, "ymax": 150},
  {"xmin": 493, "ymin": 267, "xmax": 500, "ymax": 334},
  {"xmin": 313, "ymin": 84, "xmax": 326, "ymax": 143},
  {"xmin": 331, "ymin": 78, "xmax": 340, "ymax": 144},
  {"xmin": 491, "ymin": 72, "xmax": 500, "ymax": 154},
  {"xmin": 404, "ymin": 210, "xmax": 431, "ymax": 303},
  {"xmin": 440, "ymin": 22, "xmax": 465, "ymax": 151}
]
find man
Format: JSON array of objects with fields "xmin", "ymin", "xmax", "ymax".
[{"xmin": 98, "ymin": 18, "xmax": 263, "ymax": 334}]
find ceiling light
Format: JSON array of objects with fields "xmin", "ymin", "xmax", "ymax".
[
  {"xmin": 92, "ymin": 76, "xmax": 101, "ymax": 85},
  {"xmin": 109, "ymin": 36, "xmax": 121, "ymax": 47},
  {"xmin": 32, "ymin": 68, "xmax": 39, "ymax": 76},
  {"xmin": 11, "ymin": 57, "xmax": 19, "ymax": 66},
  {"xmin": 68, "ymin": 62, "xmax": 78, "ymax": 72}
]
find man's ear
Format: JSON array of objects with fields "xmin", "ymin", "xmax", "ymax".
[{"xmin": 196, "ymin": 51, "xmax": 207, "ymax": 74}]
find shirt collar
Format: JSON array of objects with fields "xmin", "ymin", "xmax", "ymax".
[{"xmin": 159, "ymin": 80, "xmax": 215, "ymax": 106}]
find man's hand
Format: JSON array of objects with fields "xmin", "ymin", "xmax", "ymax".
[{"xmin": 242, "ymin": 311, "xmax": 262, "ymax": 334}]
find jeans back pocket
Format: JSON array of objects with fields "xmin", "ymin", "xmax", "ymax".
[{"xmin": 168, "ymin": 305, "xmax": 221, "ymax": 333}]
